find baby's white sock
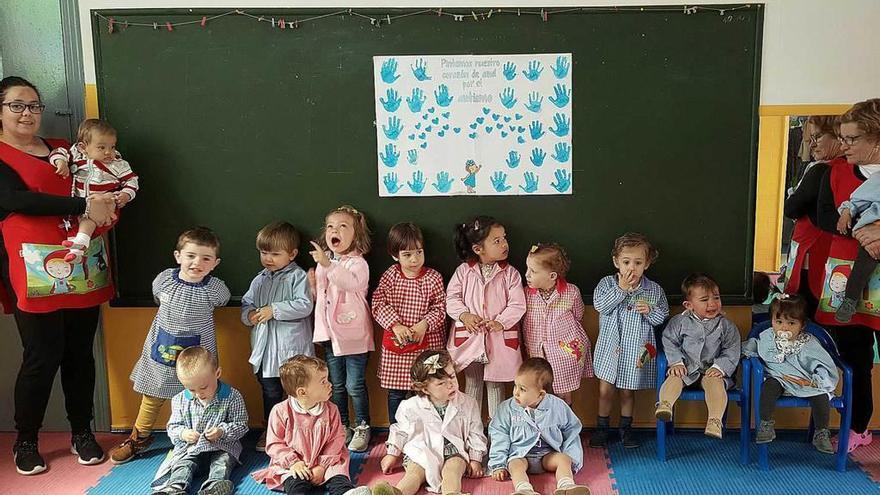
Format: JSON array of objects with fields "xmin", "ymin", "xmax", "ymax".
[
  {"xmin": 70, "ymin": 232, "xmax": 91, "ymax": 248},
  {"xmin": 557, "ymin": 477, "xmax": 576, "ymax": 489}
]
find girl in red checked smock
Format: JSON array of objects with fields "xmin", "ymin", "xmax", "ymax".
[
  {"xmin": 371, "ymin": 222, "xmax": 447, "ymax": 424},
  {"xmin": 523, "ymin": 243, "xmax": 594, "ymax": 405},
  {"xmin": 446, "ymin": 215, "xmax": 526, "ymax": 419},
  {"xmin": 309, "ymin": 205, "xmax": 373, "ymax": 452}
]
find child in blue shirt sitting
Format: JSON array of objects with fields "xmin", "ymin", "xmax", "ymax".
[{"xmin": 488, "ymin": 358, "xmax": 590, "ymax": 495}]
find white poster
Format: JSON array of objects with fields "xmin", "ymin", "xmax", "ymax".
[{"xmin": 373, "ymin": 53, "xmax": 573, "ymax": 197}]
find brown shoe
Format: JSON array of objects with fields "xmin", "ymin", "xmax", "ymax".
[
  {"xmin": 555, "ymin": 486, "xmax": 592, "ymax": 495},
  {"xmin": 704, "ymin": 417, "xmax": 723, "ymax": 439},
  {"xmin": 110, "ymin": 429, "xmax": 154, "ymax": 464},
  {"xmin": 654, "ymin": 401, "xmax": 673, "ymax": 421}
]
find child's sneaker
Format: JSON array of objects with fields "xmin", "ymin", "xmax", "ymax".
[
  {"xmin": 704, "ymin": 417, "xmax": 723, "ymax": 439},
  {"xmin": 554, "ymin": 485, "xmax": 592, "ymax": 495},
  {"xmin": 343, "ymin": 487, "xmax": 371, "ymax": 495},
  {"xmin": 71, "ymin": 430, "xmax": 105, "ymax": 465},
  {"xmin": 813, "ymin": 428, "xmax": 834, "ymax": 454},
  {"xmin": 348, "ymin": 421, "xmax": 371, "ymax": 452},
  {"xmin": 588, "ymin": 428, "xmax": 610, "ymax": 448},
  {"xmin": 255, "ymin": 431, "xmax": 267, "ymax": 452},
  {"xmin": 371, "ymin": 482, "xmax": 403, "ymax": 495},
  {"xmin": 109, "ymin": 429, "xmax": 154, "ymax": 464},
  {"xmin": 198, "ymin": 480, "xmax": 234, "ymax": 495},
  {"xmin": 834, "ymin": 430, "xmax": 873, "ymax": 453},
  {"xmin": 13, "ymin": 440, "xmax": 46, "ymax": 476},
  {"xmin": 835, "ymin": 298, "xmax": 859, "ymax": 323},
  {"xmin": 621, "ymin": 426, "xmax": 640, "ymax": 449},
  {"xmin": 756, "ymin": 420, "xmax": 776, "ymax": 444},
  {"xmin": 654, "ymin": 400, "xmax": 673, "ymax": 421}
]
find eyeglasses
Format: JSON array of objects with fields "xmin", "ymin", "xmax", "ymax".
[
  {"xmin": 838, "ymin": 134, "xmax": 865, "ymax": 146},
  {"xmin": 1, "ymin": 101, "xmax": 46, "ymax": 114},
  {"xmin": 808, "ymin": 133, "xmax": 824, "ymax": 144}
]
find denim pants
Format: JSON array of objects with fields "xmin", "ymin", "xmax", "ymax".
[
  {"xmin": 387, "ymin": 389, "xmax": 410, "ymax": 424},
  {"xmin": 323, "ymin": 344, "xmax": 370, "ymax": 427},
  {"xmin": 284, "ymin": 474, "xmax": 354, "ymax": 495},
  {"xmin": 151, "ymin": 450, "xmax": 235, "ymax": 493},
  {"xmin": 256, "ymin": 368, "xmax": 286, "ymax": 422}
]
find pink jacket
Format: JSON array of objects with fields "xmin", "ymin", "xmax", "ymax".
[
  {"xmin": 251, "ymin": 399, "xmax": 350, "ymax": 491},
  {"xmin": 313, "ymin": 253, "xmax": 374, "ymax": 356},
  {"xmin": 446, "ymin": 261, "xmax": 526, "ymax": 382}
]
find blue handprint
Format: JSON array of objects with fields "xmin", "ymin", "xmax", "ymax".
[
  {"xmin": 505, "ymin": 151, "xmax": 521, "ymax": 169},
  {"xmin": 549, "ymin": 113, "xmax": 570, "ymax": 137},
  {"xmin": 551, "ymin": 56, "xmax": 570, "ymax": 79},
  {"xmin": 499, "ymin": 88, "xmax": 517, "ymax": 109},
  {"xmin": 551, "ymin": 169, "xmax": 572, "ymax": 192},
  {"xmin": 432, "ymin": 171, "xmax": 454, "ymax": 193},
  {"xmin": 411, "ymin": 58, "xmax": 432, "ymax": 81},
  {"xmin": 529, "ymin": 121, "xmax": 545, "ymax": 140},
  {"xmin": 382, "ymin": 116, "xmax": 403, "ymax": 141},
  {"xmin": 407, "ymin": 149, "xmax": 418, "ymax": 165},
  {"xmin": 524, "ymin": 92, "xmax": 543, "ymax": 113},
  {"xmin": 379, "ymin": 144, "xmax": 399, "ymax": 167},
  {"xmin": 522, "ymin": 60, "xmax": 543, "ymax": 81},
  {"xmin": 503, "ymin": 62, "xmax": 517, "ymax": 81},
  {"xmin": 380, "ymin": 58, "xmax": 400, "ymax": 84},
  {"xmin": 491, "ymin": 171, "xmax": 512, "ymax": 192},
  {"xmin": 530, "ymin": 148, "xmax": 547, "ymax": 167},
  {"xmin": 549, "ymin": 84, "xmax": 571, "ymax": 108},
  {"xmin": 379, "ymin": 88, "xmax": 401, "ymax": 112},
  {"xmin": 552, "ymin": 142, "xmax": 571, "ymax": 162},
  {"xmin": 520, "ymin": 171, "xmax": 539, "ymax": 193},
  {"xmin": 383, "ymin": 172, "xmax": 402, "ymax": 193},
  {"xmin": 408, "ymin": 170, "xmax": 427, "ymax": 194},
  {"xmin": 406, "ymin": 88, "xmax": 426, "ymax": 113},
  {"xmin": 434, "ymin": 84, "xmax": 454, "ymax": 107}
]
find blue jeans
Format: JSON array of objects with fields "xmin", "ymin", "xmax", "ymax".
[
  {"xmin": 256, "ymin": 368, "xmax": 286, "ymax": 422},
  {"xmin": 387, "ymin": 389, "xmax": 410, "ymax": 424},
  {"xmin": 324, "ymin": 344, "xmax": 370, "ymax": 427},
  {"xmin": 151, "ymin": 450, "xmax": 235, "ymax": 493}
]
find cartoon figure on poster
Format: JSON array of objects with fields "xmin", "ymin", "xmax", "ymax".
[
  {"xmin": 374, "ymin": 53, "xmax": 573, "ymax": 196},
  {"xmin": 827, "ymin": 264, "xmax": 851, "ymax": 309},
  {"xmin": 22, "ymin": 240, "xmax": 109, "ymax": 297}
]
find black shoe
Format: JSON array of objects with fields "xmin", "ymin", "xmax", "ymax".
[
  {"xmin": 199, "ymin": 480, "xmax": 234, "ymax": 495},
  {"xmin": 345, "ymin": 426, "xmax": 354, "ymax": 445},
  {"xmin": 71, "ymin": 431, "xmax": 105, "ymax": 465},
  {"xmin": 621, "ymin": 427, "xmax": 640, "ymax": 449},
  {"xmin": 589, "ymin": 428, "xmax": 610, "ymax": 448},
  {"xmin": 13, "ymin": 440, "xmax": 46, "ymax": 475}
]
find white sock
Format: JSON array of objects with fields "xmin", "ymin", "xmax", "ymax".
[
  {"xmin": 515, "ymin": 481, "xmax": 535, "ymax": 493},
  {"xmin": 557, "ymin": 477, "xmax": 576, "ymax": 489}
]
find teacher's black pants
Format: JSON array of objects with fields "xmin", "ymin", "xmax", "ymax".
[
  {"xmin": 826, "ymin": 325, "xmax": 879, "ymax": 433},
  {"xmin": 2, "ymin": 258, "xmax": 100, "ymax": 442}
]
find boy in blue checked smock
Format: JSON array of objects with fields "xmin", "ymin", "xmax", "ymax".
[
  {"xmin": 242, "ymin": 221, "xmax": 314, "ymax": 452},
  {"xmin": 489, "ymin": 358, "xmax": 590, "ymax": 495},
  {"xmin": 150, "ymin": 346, "xmax": 248, "ymax": 495},
  {"xmin": 111, "ymin": 227, "xmax": 231, "ymax": 464},
  {"xmin": 590, "ymin": 233, "xmax": 668, "ymax": 449}
]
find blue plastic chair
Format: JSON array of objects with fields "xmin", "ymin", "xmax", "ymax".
[
  {"xmin": 748, "ymin": 320, "xmax": 853, "ymax": 472},
  {"xmin": 655, "ymin": 324, "xmax": 751, "ymax": 464}
]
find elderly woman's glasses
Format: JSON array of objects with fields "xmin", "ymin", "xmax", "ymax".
[
  {"xmin": 838, "ymin": 134, "xmax": 865, "ymax": 146},
  {"xmin": 808, "ymin": 133, "xmax": 824, "ymax": 144},
  {"xmin": 1, "ymin": 102, "xmax": 46, "ymax": 114}
]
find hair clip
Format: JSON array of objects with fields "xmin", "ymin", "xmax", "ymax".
[
  {"xmin": 473, "ymin": 220, "xmax": 480, "ymax": 230},
  {"xmin": 530, "ymin": 245, "xmax": 539, "ymax": 253},
  {"xmin": 775, "ymin": 292, "xmax": 790, "ymax": 300},
  {"xmin": 423, "ymin": 353, "xmax": 443, "ymax": 374}
]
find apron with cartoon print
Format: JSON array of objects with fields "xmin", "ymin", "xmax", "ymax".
[
  {"xmin": 815, "ymin": 162, "xmax": 880, "ymax": 328},
  {"xmin": 0, "ymin": 140, "xmax": 113, "ymax": 313}
]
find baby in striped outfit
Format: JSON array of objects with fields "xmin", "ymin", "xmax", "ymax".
[{"xmin": 49, "ymin": 118, "xmax": 138, "ymax": 262}]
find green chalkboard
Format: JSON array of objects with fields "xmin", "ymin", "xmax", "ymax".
[{"xmin": 92, "ymin": 7, "xmax": 762, "ymax": 305}]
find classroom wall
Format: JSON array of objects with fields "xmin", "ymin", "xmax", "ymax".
[{"xmin": 67, "ymin": 0, "xmax": 880, "ymax": 430}]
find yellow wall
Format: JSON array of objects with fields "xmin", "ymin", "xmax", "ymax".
[{"xmin": 95, "ymin": 91, "xmax": 874, "ymax": 431}]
